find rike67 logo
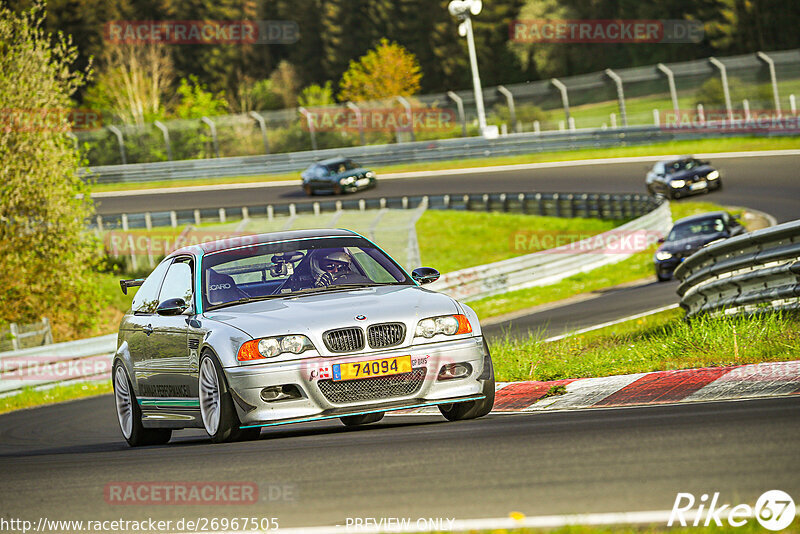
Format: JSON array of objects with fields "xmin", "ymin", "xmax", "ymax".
[{"xmin": 669, "ymin": 490, "xmax": 796, "ymax": 531}]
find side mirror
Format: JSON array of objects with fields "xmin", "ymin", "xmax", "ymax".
[
  {"xmin": 157, "ymin": 297, "xmax": 189, "ymax": 316},
  {"xmin": 411, "ymin": 267, "xmax": 440, "ymax": 285},
  {"xmin": 657, "ymin": 238, "xmax": 665, "ymax": 244}
]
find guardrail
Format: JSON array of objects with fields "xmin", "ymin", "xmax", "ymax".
[
  {"xmin": 84, "ymin": 124, "xmax": 784, "ymax": 185},
  {"xmin": 429, "ymin": 200, "xmax": 671, "ymax": 301},
  {"xmin": 95, "ymin": 191, "xmax": 660, "ymax": 230},
  {"xmin": 674, "ymin": 219, "xmax": 800, "ymax": 318},
  {"xmin": 0, "ymin": 335, "xmax": 115, "ymax": 396},
  {"xmin": 0, "ymin": 318, "xmax": 53, "ymax": 352}
]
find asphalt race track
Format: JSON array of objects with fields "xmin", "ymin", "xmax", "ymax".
[
  {"xmin": 93, "ymin": 153, "xmax": 800, "ymax": 223},
  {"xmin": 0, "ymin": 395, "xmax": 798, "ymax": 528},
  {"xmin": 1, "ymin": 153, "xmax": 797, "ymax": 529}
]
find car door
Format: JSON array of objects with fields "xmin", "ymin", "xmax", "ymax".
[
  {"xmin": 141, "ymin": 257, "xmax": 196, "ymax": 401},
  {"xmin": 123, "ymin": 259, "xmax": 170, "ymax": 391}
]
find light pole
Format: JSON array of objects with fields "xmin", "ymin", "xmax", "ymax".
[{"xmin": 448, "ymin": 0, "xmax": 487, "ymax": 135}]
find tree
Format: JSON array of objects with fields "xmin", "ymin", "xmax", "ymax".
[
  {"xmin": 82, "ymin": 44, "xmax": 174, "ymax": 126},
  {"xmin": 0, "ymin": 3, "xmax": 102, "ymax": 337},
  {"xmin": 298, "ymin": 82, "xmax": 335, "ymax": 107},
  {"xmin": 269, "ymin": 60, "xmax": 302, "ymax": 108},
  {"xmin": 174, "ymin": 76, "xmax": 229, "ymax": 119},
  {"xmin": 338, "ymin": 38, "xmax": 422, "ymax": 102}
]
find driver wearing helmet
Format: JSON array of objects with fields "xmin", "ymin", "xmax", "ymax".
[{"xmin": 312, "ymin": 248, "xmax": 353, "ymax": 287}]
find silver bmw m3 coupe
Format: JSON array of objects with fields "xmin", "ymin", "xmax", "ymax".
[{"xmin": 113, "ymin": 229, "xmax": 495, "ymax": 446}]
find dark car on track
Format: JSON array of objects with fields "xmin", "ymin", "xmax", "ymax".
[
  {"xmin": 301, "ymin": 157, "xmax": 377, "ymax": 196},
  {"xmin": 645, "ymin": 156, "xmax": 721, "ymax": 199},
  {"xmin": 654, "ymin": 211, "xmax": 744, "ymax": 281}
]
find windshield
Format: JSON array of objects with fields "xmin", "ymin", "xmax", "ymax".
[
  {"xmin": 667, "ymin": 218, "xmax": 726, "ymax": 241},
  {"xmin": 201, "ymin": 237, "xmax": 411, "ymax": 310},
  {"xmin": 325, "ymin": 159, "xmax": 358, "ymax": 173},
  {"xmin": 665, "ymin": 158, "xmax": 699, "ymax": 174}
]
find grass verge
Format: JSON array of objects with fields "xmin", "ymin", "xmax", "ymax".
[
  {"xmin": 490, "ymin": 309, "xmax": 800, "ymax": 382},
  {"xmin": 87, "ymin": 136, "xmax": 800, "ymax": 193},
  {"xmin": 0, "ymin": 381, "xmax": 112, "ymax": 415},
  {"xmin": 468, "ymin": 200, "xmax": 746, "ymax": 321}
]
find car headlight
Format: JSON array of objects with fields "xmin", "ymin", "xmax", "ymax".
[
  {"xmin": 365, "ymin": 171, "xmax": 375, "ymax": 178},
  {"xmin": 655, "ymin": 251, "xmax": 673, "ymax": 261},
  {"xmin": 415, "ymin": 314, "xmax": 472, "ymax": 339},
  {"xmin": 707, "ymin": 170, "xmax": 719, "ymax": 180},
  {"xmin": 670, "ymin": 180, "xmax": 686, "ymax": 188},
  {"xmin": 237, "ymin": 335, "xmax": 315, "ymax": 361},
  {"xmin": 340, "ymin": 176, "xmax": 355, "ymax": 185}
]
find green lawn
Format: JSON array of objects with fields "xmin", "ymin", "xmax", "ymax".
[
  {"xmin": 0, "ymin": 382, "xmax": 113, "ymax": 415},
  {"xmin": 490, "ymin": 308, "xmax": 800, "ymax": 382},
  {"xmin": 87, "ymin": 136, "xmax": 800, "ymax": 193},
  {"xmin": 416, "ymin": 211, "xmax": 624, "ymax": 274},
  {"xmin": 466, "ymin": 200, "xmax": 746, "ymax": 320}
]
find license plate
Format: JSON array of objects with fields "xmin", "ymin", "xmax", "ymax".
[
  {"xmin": 332, "ymin": 355, "xmax": 412, "ymax": 381},
  {"xmin": 690, "ymin": 181, "xmax": 707, "ymax": 190},
  {"xmin": 356, "ymin": 178, "xmax": 369, "ymax": 187}
]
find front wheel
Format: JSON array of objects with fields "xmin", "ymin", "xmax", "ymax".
[
  {"xmin": 340, "ymin": 412, "xmax": 384, "ymax": 427},
  {"xmin": 113, "ymin": 363, "xmax": 172, "ymax": 447},
  {"xmin": 439, "ymin": 354, "xmax": 495, "ymax": 422},
  {"xmin": 199, "ymin": 354, "xmax": 260, "ymax": 443}
]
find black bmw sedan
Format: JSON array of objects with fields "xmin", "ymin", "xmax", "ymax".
[
  {"xmin": 301, "ymin": 157, "xmax": 377, "ymax": 196},
  {"xmin": 654, "ymin": 211, "xmax": 744, "ymax": 281},
  {"xmin": 645, "ymin": 156, "xmax": 721, "ymax": 199}
]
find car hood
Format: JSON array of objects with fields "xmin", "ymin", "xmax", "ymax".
[
  {"xmin": 203, "ymin": 285, "xmax": 460, "ymax": 338},
  {"xmin": 659, "ymin": 232, "xmax": 726, "ymax": 254},
  {"xmin": 666, "ymin": 165, "xmax": 715, "ymax": 180}
]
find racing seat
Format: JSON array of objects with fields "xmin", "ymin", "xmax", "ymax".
[{"xmin": 207, "ymin": 269, "xmax": 249, "ymax": 305}]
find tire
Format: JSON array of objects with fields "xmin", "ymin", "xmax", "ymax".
[
  {"xmin": 439, "ymin": 349, "xmax": 495, "ymax": 422},
  {"xmin": 340, "ymin": 412, "xmax": 384, "ymax": 427},
  {"xmin": 303, "ymin": 184, "xmax": 314, "ymax": 196},
  {"xmin": 113, "ymin": 363, "xmax": 172, "ymax": 447},
  {"xmin": 199, "ymin": 353, "xmax": 259, "ymax": 443},
  {"xmin": 656, "ymin": 271, "xmax": 671, "ymax": 282}
]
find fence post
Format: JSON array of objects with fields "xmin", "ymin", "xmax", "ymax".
[
  {"xmin": 743, "ymin": 99, "xmax": 751, "ymax": 121},
  {"xmin": 656, "ymin": 63, "xmax": 680, "ymax": 117},
  {"xmin": 96, "ymin": 215, "xmax": 104, "ymax": 231},
  {"xmin": 533, "ymin": 120, "xmax": 540, "ymax": 134},
  {"xmin": 127, "ymin": 234, "xmax": 138, "ymax": 271},
  {"xmin": 145, "ymin": 212, "xmax": 152, "ymax": 231},
  {"xmin": 298, "ymin": 107, "xmax": 318, "ymax": 151},
  {"xmin": 345, "ymin": 102, "xmax": 366, "ymax": 145},
  {"xmin": 154, "ymin": 120, "xmax": 173, "ymax": 160},
  {"xmin": 9, "ymin": 323, "xmax": 19, "ymax": 351},
  {"xmin": 107, "ymin": 125, "xmax": 127, "ymax": 165},
  {"xmin": 201, "ymin": 116, "xmax": 220, "ymax": 158},
  {"xmin": 708, "ymin": 57, "xmax": 733, "ymax": 122},
  {"xmin": 218, "ymin": 208, "xmax": 226, "ymax": 223},
  {"xmin": 497, "ymin": 85, "xmax": 518, "ymax": 133},
  {"xmin": 652, "ymin": 109, "xmax": 660, "ymax": 126},
  {"xmin": 248, "ymin": 111, "xmax": 270, "ymax": 154},
  {"xmin": 194, "ymin": 209, "xmax": 201, "ymax": 226},
  {"xmin": 605, "ymin": 68, "xmax": 628, "ymax": 128},
  {"xmin": 121, "ymin": 213, "xmax": 129, "ymax": 231},
  {"xmin": 42, "ymin": 317, "xmax": 53, "ymax": 345},
  {"xmin": 394, "ymin": 96, "xmax": 415, "ymax": 142},
  {"xmin": 791, "ymin": 95, "xmax": 797, "ymax": 115},
  {"xmin": 551, "ymin": 78, "xmax": 571, "ymax": 124},
  {"xmin": 447, "ymin": 91, "xmax": 468, "ymax": 137},
  {"xmin": 170, "ymin": 211, "xmax": 178, "ymax": 228},
  {"xmin": 756, "ymin": 51, "xmax": 782, "ymax": 116}
]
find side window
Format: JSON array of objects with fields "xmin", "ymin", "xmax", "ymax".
[
  {"xmin": 159, "ymin": 259, "xmax": 194, "ymax": 307},
  {"xmin": 131, "ymin": 260, "xmax": 171, "ymax": 314}
]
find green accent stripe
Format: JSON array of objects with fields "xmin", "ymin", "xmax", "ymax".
[
  {"xmin": 138, "ymin": 398, "xmax": 200, "ymax": 408},
  {"xmin": 239, "ymin": 395, "xmax": 485, "ymax": 429}
]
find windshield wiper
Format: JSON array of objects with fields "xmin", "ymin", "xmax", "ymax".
[{"xmin": 285, "ymin": 283, "xmax": 382, "ymax": 296}]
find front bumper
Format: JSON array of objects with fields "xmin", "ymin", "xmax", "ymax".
[
  {"xmin": 671, "ymin": 178, "xmax": 721, "ymax": 197},
  {"xmin": 224, "ymin": 336, "xmax": 488, "ymax": 426}
]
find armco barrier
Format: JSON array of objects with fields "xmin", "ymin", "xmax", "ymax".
[
  {"xmin": 674, "ymin": 219, "xmax": 800, "ymax": 318},
  {"xmin": 84, "ymin": 125, "xmax": 772, "ymax": 185},
  {"xmin": 0, "ymin": 334, "xmax": 116, "ymax": 395},
  {"xmin": 95, "ymin": 191, "xmax": 660, "ymax": 230},
  {"xmin": 428, "ymin": 201, "xmax": 671, "ymax": 301}
]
